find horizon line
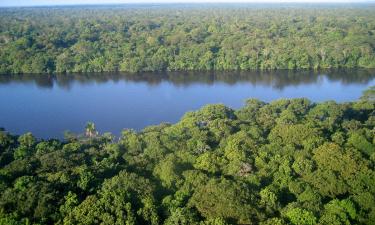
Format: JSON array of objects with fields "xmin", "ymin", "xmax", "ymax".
[{"xmin": 2, "ymin": 1, "xmax": 375, "ymax": 8}]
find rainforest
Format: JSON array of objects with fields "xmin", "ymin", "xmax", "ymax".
[
  {"xmin": 1, "ymin": 4, "xmax": 375, "ymax": 74},
  {"xmin": 0, "ymin": 88, "xmax": 374, "ymax": 224},
  {"xmin": 1, "ymin": 3, "xmax": 375, "ymax": 225}
]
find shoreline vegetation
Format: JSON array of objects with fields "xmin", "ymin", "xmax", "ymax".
[
  {"xmin": 1, "ymin": 6, "xmax": 375, "ymax": 74},
  {"xmin": 0, "ymin": 87, "xmax": 374, "ymax": 224}
]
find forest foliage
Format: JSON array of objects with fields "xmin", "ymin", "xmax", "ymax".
[
  {"xmin": 0, "ymin": 88, "xmax": 374, "ymax": 224},
  {"xmin": 1, "ymin": 5, "xmax": 375, "ymax": 74}
]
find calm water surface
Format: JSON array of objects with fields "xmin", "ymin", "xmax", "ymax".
[{"xmin": 1, "ymin": 70, "xmax": 374, "ymax": 138}]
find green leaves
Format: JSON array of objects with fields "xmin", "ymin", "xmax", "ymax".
[
  {"xmin": 189, "ymin": 178, "xmax": 258, "ymax": 224},
  {"xmin": 319, "ymin": 199, "xmax": 357, "ymax": 225},
  {"xmin": 347, "ymin": 132, "xmax": 374, "ymax": 157},
  {"xmin": 4, "ymin": 7, "xmax": 374, "ymax": 73},
  {"xmin": 0, "ymin": 97, "xmax": 374, "ymax": 224},
  {"xmin": 284, "ymin": 207, "xmax": 317, "ymax": 225},
  {"xmin": 64, "ymin": 171, "xmax": 159, "ymax": 225},
  {"xmin": 13, "ymin": 133, "xmax": 36, "ymax": 159}
]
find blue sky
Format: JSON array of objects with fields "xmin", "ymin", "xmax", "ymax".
[{"xmin": 1, "ymin": 0, "xmax": 372, "ymax": 7}]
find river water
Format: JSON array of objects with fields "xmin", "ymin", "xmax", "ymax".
[{"xmin": 0, "ymin": 69, "xmax": 374, "ymax": 138}]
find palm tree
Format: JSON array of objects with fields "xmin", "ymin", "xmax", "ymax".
[{"xmin": 85, "ymin": 122, "xmax": 98, "ymax": 138}]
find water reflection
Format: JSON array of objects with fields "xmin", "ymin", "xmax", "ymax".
[
  {"xmin": 1, "ymin": 69, "xmax": 374, "ymax": 90},
  {"xmin": 0, "ymin": 69, "xmax": 374, "ymax": 138}
]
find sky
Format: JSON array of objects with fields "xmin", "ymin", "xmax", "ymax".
[{"xmin": 0, "ymin": 0, "xmax": 373, "ymax": 7}]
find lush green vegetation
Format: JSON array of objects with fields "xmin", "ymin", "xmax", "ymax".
[
  {"xmin": 1, "ymin": 5, "xmax": 375, "ymax": 74},
  {"xmin": 0, "ymin": 87, "xmax": 374, "ymax": 224}
]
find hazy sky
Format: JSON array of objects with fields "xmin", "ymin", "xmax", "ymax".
[{"xmin": 0, "ymin": 0, "xmax": 372, "ymax": 7}]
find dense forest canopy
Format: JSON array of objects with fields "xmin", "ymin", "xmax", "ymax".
[
  {"xmin": 0, "ymin": 87, "xmax": 374, "ymax": 224},
  {"xmin": 1, "ymin": 4, "xmax": 375, "ymax": 74}
]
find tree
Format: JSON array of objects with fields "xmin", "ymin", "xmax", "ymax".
[
  {"xmin": 85, "ymin": 122, "xmax": 98, "ymax": 138},
  {"xmin": 284, "ymin": 207, "xmax": 317, "ymax": 225},
  {"xmin": 189, "ymin": 178, "xmax": 259, "ymax": 224}
]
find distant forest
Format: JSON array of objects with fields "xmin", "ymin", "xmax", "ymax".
[
  {"xmin": 0, "ymin": 5, "xmax": 375, "ymax": 74},
  {"xmin": 0, "ymin": 88, "xmax": 374, "ymax": 224}
]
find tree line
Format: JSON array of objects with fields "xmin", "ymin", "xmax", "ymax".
[
  {"xmin": 0, "ymin": 5, "xmax": 375, "ymax": 74},
  {"xmin": 0, "ymin": 87, "xmax": 374, "ymax": 224}
]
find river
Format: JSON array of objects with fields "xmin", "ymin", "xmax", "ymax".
[{"xmin": 0, "ymin": 69, "xmax": 374, "ymax": 138}]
